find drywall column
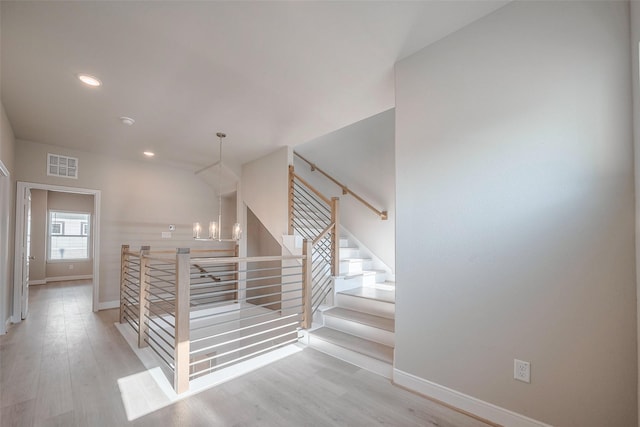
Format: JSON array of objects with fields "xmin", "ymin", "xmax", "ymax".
[
  {"xmin": 394, "ymin": 2, "xmax": 635, "ymax": 426},
  {"xmin": 241, "ymin": 146, "xmax": 292, "ymax": 250}
]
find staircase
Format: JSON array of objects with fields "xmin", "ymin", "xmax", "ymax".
[{"xmin": 307, "ymin": 237, "xmax": 395, "ymax": 378}]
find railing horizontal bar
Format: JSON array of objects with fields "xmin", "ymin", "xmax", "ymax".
[
  {"xmin": 292, "ymin": 197, "xmax": 330, "ymax": 220},
  {"xmin": 312, "ymin": 286, "xmax": 333, "ymax": 313},
  {"xmin": 144, "ymin": 319, "xmax": 176, "ymax": 348},
  {"xmin": 190, "ymin": 337, "xmax": 299, "ymax": 378},
  {"xmin": 123, "ymin": 305, "xmax": 139, "ymax": 318},
  {"xmin": 190, "ymin": 321, "xmax": 300, "ymax": 358},
  {"xmin": 190, "ymin": 312, "xmax": 302, "ymax": 344},
  {"xmin": 145, "ymin": 311, "xmax": 176, "ymax": 335},
  {"xmin": 145, "ymin": 295, "xmax": 177, "ymax": 313},
  {"xmin": 190, "ymin": 295, "xmax": 303, "ymax": 323},
  {"xmin": 143, "ymin": 335, "xmax": 175, "ymax": 366},
  {"xmin": 291, "ymin": 172, "xmax": 331, "ymax": 204},
  {"xmin": 189, "ymin": 255, "xmax": 305, "ymax": 265},
  {"xmin": 188, "ymin": 329, "xmax": 299, "ymax": 368},
  {"xmin": 124, "ymin": 316, "xmax": 139, "ymax": 332},
  {"xmin": 143, "ymin": 255, "xmax": 177, "ymax": 264},
  {"xmin": 146, "ymin": 307, "xmax": 176, "ymax": 328}
]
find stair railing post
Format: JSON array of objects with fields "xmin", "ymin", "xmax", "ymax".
[
  {"xmin": 174, "ymin": 248, "xmax": 191, "ymax": 394},
  {"xmin": 288, "ymin": 165, "xmax": 295, "ymax": 235},
  {"xmin": 330, "ymin": 197, "xmax": 340, "ymax": 277},
  {"xmin": 302, "ymin": 240, "xmax": 313, "ymax": 329},
  {"xmin": 119, "ymin": 244, "xmax": 129, "ymax": 324},
  {"xmin": 138, "ymin": 245, "xmax": 151, "ymax": 348}
]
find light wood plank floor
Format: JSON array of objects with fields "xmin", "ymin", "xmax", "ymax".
[{"xmin": 1, "ymin": 281, "xmax": 493, "ymax": 427}]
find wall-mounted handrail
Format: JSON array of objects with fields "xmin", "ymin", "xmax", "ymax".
[{"xmin": 294, "ymin": 151, "xmax": 388, "ymax": 220}]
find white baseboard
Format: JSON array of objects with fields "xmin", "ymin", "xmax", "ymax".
[
  {"xmin": 46, "ymin": 274, "xmax": 93, "ymax": 283},
  {"xmin": 98, "ymin": 300, "xmax": 120, "ymax": 310},
  {"xmin": 393, "ymin": 369, "xmax": 553, "ymax": 427},
  {"xmin": 29, "ymin": 279, "xmax": 47, "ymax": 285},
  {"xmin": 2, "ymin": 317, "xmax": 10, "ymax": 334}
]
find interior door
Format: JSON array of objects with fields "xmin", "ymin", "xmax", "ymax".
[{"xmin": 21, "ymin": 188, "xmax": 32, "ymax": 319}]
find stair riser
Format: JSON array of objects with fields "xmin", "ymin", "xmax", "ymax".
[
  {"xmin": 335, "ymin": 294, "xmax": 395, "ymax": 320},
  {"xmin": 323, "ymin": 316, "xmax": 394, "ymax": 347},
  {"xmin": 340, "ymin": 259, "xmax": 372, "ymax": 275},
  {"xmin": 307, "ymin": 336, "xmax": 392, "ymax": 378},
  {"xmin": 339, "ymin": 247, "xmax": 360, "ymax": 258},
  {"xmin": 334, "ymin": 276, "xmax": 363, "ymax": 293}
]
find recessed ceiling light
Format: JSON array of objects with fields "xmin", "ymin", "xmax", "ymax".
[
  {"xmin": 143, "ymin": 151, "xmax": 155, "ymax": 157},
  {"xmin": 120, "ymin": 116, "xmax": 135, "ymax": 126},
  {"xmin": 77, "ymin": 73, "xmax": 102, "ymax": 87}
]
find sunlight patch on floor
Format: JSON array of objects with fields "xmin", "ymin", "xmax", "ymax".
[{"xmin": 115, "ymin": 322, "xmax": 303, "ymax": 421}]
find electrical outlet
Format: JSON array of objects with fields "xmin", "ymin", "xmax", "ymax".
[{"xmin": 514, "ymin": 359, "xmax": 530, "ymax": 383}]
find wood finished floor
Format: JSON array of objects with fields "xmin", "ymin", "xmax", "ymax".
[{"xmin": 0, "ymin": 281, "xmax": 493, "ymax": 427}]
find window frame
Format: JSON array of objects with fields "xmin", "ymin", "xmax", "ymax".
[{"xmin": 47, "ymin": 210, "xmax": 92, "ymax": 263}]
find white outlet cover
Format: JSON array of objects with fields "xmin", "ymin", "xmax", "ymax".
[{"xmin": 514, "ymin": 359, "xmax": 531, "ymax": 383}]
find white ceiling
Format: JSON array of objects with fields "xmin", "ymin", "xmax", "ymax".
[{"xmin": 1, "ymin": 1, "xmax": 507, "ymax": 174}]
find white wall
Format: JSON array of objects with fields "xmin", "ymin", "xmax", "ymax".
[
  {"xmin": 395, "ymin": 2, "xmax": 636, "ymax": 426},
  {"xmin": 293, "ymin": 109, "xmax": 395, "ymax": 271},
  {"xmin": 241, "ymin": 146, "xmax": 291, "ymax": 248},
  {"xmin": 15, "ymin": 139, "xmax": 221, "ymax": 305},
  {"xmin": 0, "ymin": 103, "xmax": 16, "ymax": 331}
]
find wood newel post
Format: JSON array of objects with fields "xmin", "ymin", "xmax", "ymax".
[
  {"xmin": 330, "ymin": 197, "xmax": 340, "ymax": 277},
  {"xmin": 288, "ymin": 165, "xmax": 295, "ymax": 235},
  {"xmin": 120, "ymin": 244, "xmax": 130, "ymax": 324},
  {"xmin": 138, "ymin": 245, "xmax": 151, "ymax": 348},
  {"xmin": 302, "ymin": 240, "xmax": 313, "ymax": 329},
  {"xmin": 174, "ymin": 248, "xmax": 191, "ymax": 394}
]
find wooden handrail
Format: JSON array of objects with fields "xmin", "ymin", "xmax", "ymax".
[
  {"xmin": 313, "ymin": 222, "xmax": 336, "ymax": 245},
  {"xmin": 290, "ymin": 169, "xmax": 331, "ymax": 205},
  {"xmin": 294, "ymin": 151, "xmax": 388, "ymax": 220}
]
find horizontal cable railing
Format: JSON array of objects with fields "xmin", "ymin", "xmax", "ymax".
[
  {"xmin": 120, "ymin": 244, "xmax": 311, "ymax": 394},
  {"xmin": 294, "ymin": 151, "xmax": 387, "ymax": 220},
  {"xmin": 289, "ymin": 165, "xmax": 338, "ymax": 315}
]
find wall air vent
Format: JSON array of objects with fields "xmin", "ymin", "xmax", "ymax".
[{"xmin": 47, "ymin": 153, "xmax": 78, "ymax": 179}]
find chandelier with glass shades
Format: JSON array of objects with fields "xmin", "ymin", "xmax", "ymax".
[{"xmin": 193, "ymin": 132, "xmax": 241, "ymax": 241}]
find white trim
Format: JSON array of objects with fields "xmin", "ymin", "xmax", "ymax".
[
  {"xmin": 3, "ymin": 317, "xmax": 10, "ymax": 335},
  {"xmin": 393, "ymin": 369, "xmax": 553, "ymax": 427},
  {"xmin": 0, "ymin": 160, "xmax": 8, "ymax": 333},
  {"xmin": 13, "ymin": 181, "xmax": 102, "ymax": 324},
  {"xmin": 45, "ymin": 274, "xmax": 93, "ymax": 283},
  {"xmin": 98, "ymin": 300, "xmax": 120, "ymax": 310},
  {"xmin": 29, "ymin": 280, "xmax": 47, "ymax": 286}
]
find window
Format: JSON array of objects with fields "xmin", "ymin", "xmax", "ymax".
[{"xmin": 48, "ymin": 211, "xmax": 91, "ymax": 261}]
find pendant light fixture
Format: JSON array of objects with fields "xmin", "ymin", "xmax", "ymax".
[{"xmin": 193, "ymin": 132, "xmax": 241, "ymax": 241}]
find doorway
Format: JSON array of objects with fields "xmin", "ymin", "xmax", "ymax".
[{"xmin": 13, "ymin": 182, "xmax": 101, "ymax": 322}]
